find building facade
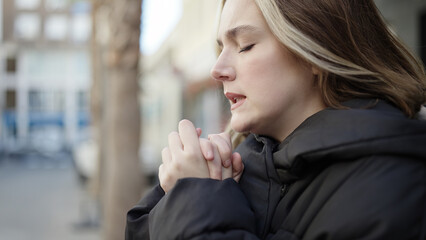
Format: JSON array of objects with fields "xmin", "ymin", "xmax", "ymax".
[{"xmin": 0, "ymin": 0, "xmax": 92, "ymax": 154}]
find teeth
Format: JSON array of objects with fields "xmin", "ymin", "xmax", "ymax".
[{"xmin": 228, "ymin": 95, "xmax": 245, "ymax": 104}]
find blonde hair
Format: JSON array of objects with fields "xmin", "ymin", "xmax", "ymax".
[{"xmin": 218, "ymin": 0, "xmax": 426, "ymax": 147}]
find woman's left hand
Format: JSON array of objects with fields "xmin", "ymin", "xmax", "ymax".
[{"xmin": 159, "ymin": 119, "xmax": 211, "ymax": 193}]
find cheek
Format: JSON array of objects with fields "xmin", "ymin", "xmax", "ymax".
[
  {"xmin": 251, "ymin": 46, "xmax": 290, "ymax": 75},
  {"xmin": 240, "ymin": 50, "xmax": 280, "ymax": 85},
  {"xmin": 241, "ymin": 55, "xmax": 287, "ymax": 94}
]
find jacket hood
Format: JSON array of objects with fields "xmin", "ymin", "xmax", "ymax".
[{"xmin": 260, "ymin": 99, "xmax": 426, "ymax": 183}]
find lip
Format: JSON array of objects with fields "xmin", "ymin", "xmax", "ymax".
[{"xmin": 225, "ymin": 92, "xmax": 247, "ymax": 110}]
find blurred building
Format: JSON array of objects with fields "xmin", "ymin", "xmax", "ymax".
[
  {"xmin": 0, "ymin": 0, "xmax": 92, "ymax": 154},
  {"xmin": 375, "ymin": 0, "xmax": 426, "ymax": 65},
  {"xmin": 139, "ymin": 0, "xmax": 426, "ymax": 176},
  {"xmin": 139, "ymin": 0, "xmax": 228, "ymax": 175}
]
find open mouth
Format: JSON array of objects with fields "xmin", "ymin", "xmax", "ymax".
[
  {"xmin": 225, "ymin": 92, "xmax": 246, "ymax": 110},
  {"xmin": 231, "ymin": 96, "xmax": 245, "ymax": 104}
]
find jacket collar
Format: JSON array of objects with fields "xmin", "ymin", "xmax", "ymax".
[{"xmin": 250, "ymin": 99, "xmax": 426, "ymax": 183}]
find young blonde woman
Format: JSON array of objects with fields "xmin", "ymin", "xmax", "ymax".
[{"xmin": 126, "ymin": 0, "xmax": 426, "ymax": 239}]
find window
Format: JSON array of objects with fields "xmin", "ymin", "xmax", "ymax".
[
  {"xmin": 14, "ymin": 14, "xmax": 41, "ymax": 40},
  {"xmin": 45, "ymin": 0, "xmax": 68, "ymax": 11},
  {"xmin": 6, "ymin": 57, "xmax": 17, "ymax": 73},
  {"xmin": 15, "ymin": 0, "xmax": 40, "ymax": 10},
  {"xmin": 29, "ymin": 90, "xmax": 43, "ymax": 111},
  {"xmin": 77, "ymin": 90, "xmax": 90, "ymax": 127},
  {"xmin": 28, "ymin": 91, "xmax": 65, "ymax": 112},
  {"xmin": 77, "ymin": 91, "xmax": 89, "ymax": 111},
  {"xmin": 6, "ymin": 90, "xmax": 16, "ymax": 109},
  {"xmin": 44, "ymin": 15, "xmax": 68, "ymax": 40},
  {"xmin": 71, "ymin": 14, "xmax": 91, "ymax": 43}
]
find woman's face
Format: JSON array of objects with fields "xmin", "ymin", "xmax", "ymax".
[{"xmin": 211, "ymin": 0, "xmax": 325, "ymax": 141}]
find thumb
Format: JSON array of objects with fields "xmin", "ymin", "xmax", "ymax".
[{"xmin": 232, "ymin": 152, "xmax": 244, "ymax": 182}]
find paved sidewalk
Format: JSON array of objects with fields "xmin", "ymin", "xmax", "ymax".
[{"xmin": 0, "ymin": 154, "xmax": 101, "ymax": 240}]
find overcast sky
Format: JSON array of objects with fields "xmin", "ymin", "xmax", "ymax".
[{"xmin": 140, "ymin": 0, "xmax": 182, "ymax": 55}]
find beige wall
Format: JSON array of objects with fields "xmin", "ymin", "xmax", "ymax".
[{"xmin": 139, "ymin": 0, "xmax": 221, "ymax": 175}]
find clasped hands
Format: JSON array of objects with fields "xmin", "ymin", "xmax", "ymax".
[{"xmin": 159, "ymin": 119, "xmax": 244, "ymax": 193}]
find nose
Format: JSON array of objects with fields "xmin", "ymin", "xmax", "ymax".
[{"xmin": 210, "ymin": 53, "xmax": 236, "ymax": 82}]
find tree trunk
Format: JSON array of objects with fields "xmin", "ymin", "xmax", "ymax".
[{"xmin": 90, "ymin": 0, "xmax": 145, "ymax": 239}]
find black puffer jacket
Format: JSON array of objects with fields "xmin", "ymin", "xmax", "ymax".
[{"xmin": 126, "ymin": 99, "xmax": 426, "ymax": 239}]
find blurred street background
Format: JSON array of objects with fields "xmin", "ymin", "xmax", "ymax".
[
  {"xmin": 0, "ymin": 151, "xmax": 100, "ymax": 240},
  {"xmin": 0, "ymin": 0, "xmax": 425, "ymax": 239}
]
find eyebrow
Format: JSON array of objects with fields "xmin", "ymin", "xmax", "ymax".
[{"xmin": 217, "ymin": 25, "xmax": 260, "ymax": 47}]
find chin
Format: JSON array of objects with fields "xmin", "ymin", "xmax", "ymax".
[{"xmin": 230, "ymin": 117, "xmax": 252, "ymax": 133}]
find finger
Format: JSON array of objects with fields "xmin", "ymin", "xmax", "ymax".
[
  {"xmin": 232, "ymin": 152, "xmax": 243, "ymax": 174},
  {"xmin": 199, "ymin": 138, "xmax": 214, "ymax": 161},
  {"xmin": 209, "ymin": 134, "xmax": 232, "ymax": 168},
  {"xmin": 158, "ymin": 164, "xmax": 169, "ymax": 192},
  {"xmin": 168, "ymin": 131, "xmax": 183, "ymax": 153},
  {"xmin": 208, "ymin": 143, "xmax": 222, "ymax": 180},
  {"xmin": 161, "ymin": 147, "xmax": 172, "ymax": 164},
  {"xmin": 178, "ymin": 119, "xmax": 201, "ymax": 153},
  {"xmin": 210, "ymin": 132, "xmax": 232, "ymax": 158},
  {"xmin": 218, "ymin": 132, "xmax": 232, "ymax": 149},
  {"xmin": 222, "ymin": 164, "xmax": 232, "ymax": 179},
  {"xmin": 158, "ymin": 164, "xmax": 165, "ymax": 182},
  {"xmin": 232, "ymin": 152, "xmax": 244, "ymax": 182},
  {"xmin": 196, "ymin": 128, "xmax": 202, "ymax": 137}
]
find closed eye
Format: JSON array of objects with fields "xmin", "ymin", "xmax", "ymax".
[{"xmin": 239, "ymin": 44, "xmax": 255, "ymax": 53}]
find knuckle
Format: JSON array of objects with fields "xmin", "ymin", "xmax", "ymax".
[
  {"xmin": 199, "ymin": 138, "xmax": 209, "ymax": 146},
  {"xmin": 208, "ymin": 133, "xmax": 219, "ymax": 141},
  {"xmin": 210, "ymin": 134, "xmax": 222, "ymax": 144},
  {"xmin": 221, "ymin": 147, "xmax": 231, "ymax": 156},
  {"xmin": 220, "ymin": 132, "xmax": 231, "ymax": 139},
  {"xmin": 173, "ymin": 161, "xmax": 182, "ymax": 171}
]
